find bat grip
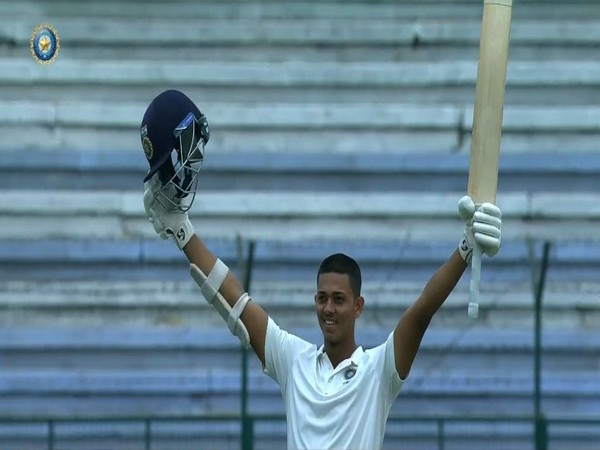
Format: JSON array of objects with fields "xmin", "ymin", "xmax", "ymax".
[{"xmin": 468, "ymin": 243, "xmax": 483, "ymax": 318}]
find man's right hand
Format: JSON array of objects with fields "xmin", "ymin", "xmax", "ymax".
[
  {"xmin": 457, "ymin": 195, "xmax": 502, "ymax": 264},
  {"xmin": 143, "ymin": 174, "xmax": 195, "ymax": 250}
]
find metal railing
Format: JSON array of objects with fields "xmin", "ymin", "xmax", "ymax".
[{"xmin": 1, "ymin": 413, "xmax": 600, "ymax": 450}]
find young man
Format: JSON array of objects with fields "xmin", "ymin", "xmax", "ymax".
[{"xmin": 141, "ymin": 90, "xmax": 502, "ymax": 450}]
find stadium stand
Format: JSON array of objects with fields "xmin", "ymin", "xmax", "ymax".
[{"xmin": 0, "ymin": 0, "xmax": 599, "ymax": 448}]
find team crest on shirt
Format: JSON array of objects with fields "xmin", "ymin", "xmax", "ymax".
[{"xmin": 344, "ymin": 368, "xmax": 357, "ymax": 381}]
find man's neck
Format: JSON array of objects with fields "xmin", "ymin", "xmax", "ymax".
[{"xmin": 324, "ymin": 341, "xmax": 358, "ymax": 369}]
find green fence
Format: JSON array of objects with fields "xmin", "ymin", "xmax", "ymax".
[{"xmin": 1, "ymin": 413, "xmax": 599, "ymax": 450}]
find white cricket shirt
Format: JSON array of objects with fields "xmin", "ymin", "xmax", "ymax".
[{"xmin": 264, "ymin": 318, "xmax": 403, "ymax": 450}]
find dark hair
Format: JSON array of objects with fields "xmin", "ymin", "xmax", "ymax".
[{"xmin": 317, "ymin": 253, "xmax": 362, "ymax": 297}]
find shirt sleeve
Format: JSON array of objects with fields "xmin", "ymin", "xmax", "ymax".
[
  {"xmin": 263, "ymin": 317, "xmax": 312, "ymax": 392},
  {"xmin": 382, "ymin": 330, "xmax": 404, "ymax": 402}
]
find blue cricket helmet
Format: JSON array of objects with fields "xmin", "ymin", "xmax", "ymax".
[{"xmin": 141, "ymin": 89, "xmax": 210, "ymax": 211}]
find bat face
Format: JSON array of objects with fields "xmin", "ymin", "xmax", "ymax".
[
  {"xmin": 467, "ymin": 0, "xmax": 513, "ymax": 205},
  {"xmin": 467, "ymin": 0, "xmax": 512, "ymax": 318}
]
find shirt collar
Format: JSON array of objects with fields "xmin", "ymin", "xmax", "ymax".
[{"xmin": 317, "ymin": 344, "xmax": 365, "ymax": 367}]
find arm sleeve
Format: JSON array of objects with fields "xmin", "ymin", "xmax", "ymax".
[
  {"xmin": 381, "ymin": 331, "xmax": 404, "ymax": 402},
  {"xmin": 263, "ymin": 317, "xmax": 312, "ymax": 393}
]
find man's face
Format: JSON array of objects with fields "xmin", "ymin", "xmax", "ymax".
[{"xmin": 315, "ymin": 272, "xmax": 363, "ymax": 345}]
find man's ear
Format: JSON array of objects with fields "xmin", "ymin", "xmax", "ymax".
[{"xmin": 354, "ymin": 296, "xmax": 365, "ymax": 318}]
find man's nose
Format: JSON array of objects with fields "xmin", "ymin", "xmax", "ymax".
[{"xmin": 324, "ymin": 298, "xmax": 335, "ymax": 313}]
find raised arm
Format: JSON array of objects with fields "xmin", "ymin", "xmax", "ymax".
[
  {"xmin": 138, "ymin": 90, "xmax": 273, "ymax": 365},
  {"xmin": 143, "ymin": 176, "xmax": 269, "ymax": 367},
  {"xmin": 392, "ymin": 196, "xmax": 502, "ymax": 380},
  {"xmin": 183, "ymin": 236, "xmax": 269, "ymax": 366},
  {"xmin": 393, "ymin": 250, "xmax": 467, "ymax": 380}
]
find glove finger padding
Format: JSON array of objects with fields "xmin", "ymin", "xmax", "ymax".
[
  {"xmin": 474, "ymin": 233, "xmax": 500, "ymax": 256},
  {"xmin": 472, "ymin": 220, "xmax": 501, "ymax": 239},
  {"xmin": 477, "ymin": 202, "xmax": 502, "ymax": 219},
  {"xmin": 472, "ymin": 202, "xmax": 502, "ymax": 257},
  {"xmin": 457, "ymin": 197, "xmax": 502, "ymax": 263},
  {"xmin": 473, "ymin": 211, "xmax": 502, "ymax": 231}
]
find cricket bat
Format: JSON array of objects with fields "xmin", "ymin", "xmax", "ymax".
[{"xmin": 467, "ymin": 0, "xmax": 513, "ymax": 318}]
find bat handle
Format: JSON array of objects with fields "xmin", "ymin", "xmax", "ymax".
[{"xmin": 468, "ymin": 243, "xmax": 483, "ymax": 318}]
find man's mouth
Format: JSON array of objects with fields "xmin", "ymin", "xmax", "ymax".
[{"xmin": 323, "ymin": 319, "xmax": 336, "ymax": 326}]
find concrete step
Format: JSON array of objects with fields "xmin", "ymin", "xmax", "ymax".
[
  {"xmin": 4, "ymin": 0, "xmax": 600, "ymax": 21},
  {"xmin": 3, "ymin": 98, "xmax": 599, "ymax": 135},
  {"xmin": 3, "ymin": 3, "xmax": 600, "ymax": 67},
  {"xmin": 2, "ymin": 367, "xmax": 597, "ymax": 400},
  {"xmin": 2, "ymin": 322, "xmax": 599, "ymax": 363},
  {"xmin": 0, "ymin": 366, "xmax": 598, "ymax": 417},
  {"xmin": 0, "ymin": 236, "xmax": 597, "ymax": 287},
  {"xmin": 0, "ymin": 190, "xmax": 599, "ymax": 241},
  {"xmin": 1, "ymin": 150, "xmax": 599, "ymax": 193},
  {"xmin": 7, "ymin": 17, "xmax": 600, "ymax": 47},
  {"xmin": 1, "ymin": 280, "xmax": 598, "ymax": 330},
  {"xmin": 0, "ymin": 98, "xmax": 460, "ymax": 153},
  {"xmin": 3, "ymin": 99, "xmax": 600, "ymax": 153},
  {"xmin": 3, "ymin": 59, "xmax": 600, "ymax": 104},
  {"xmin": 5, "ymin": 39, "xmax": 597, "ymax": 64},
  {"xmin": 1, "ymin": 321, "xmax": 598, "ymax": 369}
]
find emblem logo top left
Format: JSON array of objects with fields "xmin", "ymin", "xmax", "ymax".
[{"xmin": 30, "ymin": 23, "xmax": 60, "ymax": 64}]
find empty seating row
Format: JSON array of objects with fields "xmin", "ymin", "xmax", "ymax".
[
  {"xmin": 3, "ymin": 0, "xmax": 600, "ymax": 21},
  {"xmin": 1, "ymin": 279, "xmax": 597, "ymax": 322},
  {"xmin": 2, "ymin": 150, "xmax": 599, "ymax": 193},
  {"xmin": 5, "ymin": 59, "xmax": 600, "ymax": 97},
  {"xmin": 3, "ymin": 98, "xmax": 600, "ymax": 153},
  {"xmin": 3, "ymin": 11, "xmax": 600, "ymax": 60},
  {"xmin": 1, "ymin": 327, "xmax": 599, "ymax": 414},
  {"xmin": 3, "ymin": 326, "xmax": 599, "ymax": 350},
  {"xmin": 4, "ymin": 189, "xmax": 599, "ymax": 221},
  {"xmin": 1, "ymin": 188, "xmax": 598, "ymax": 242},
  {"xmin": 0, "ymin": 238, "xmax": 597, "ymax": 282},
  {"xmin": 1, "ymin": 368, "xmax": 597, "ymax": 413}
]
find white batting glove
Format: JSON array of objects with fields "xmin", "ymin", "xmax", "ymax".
[
  {"xmin": 457, "ymin": 195, "xmax": 502, "ymax": 264},
  {"xmin": 143, "ymin": 175, "xmax": 195, "ymax": 250}
]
